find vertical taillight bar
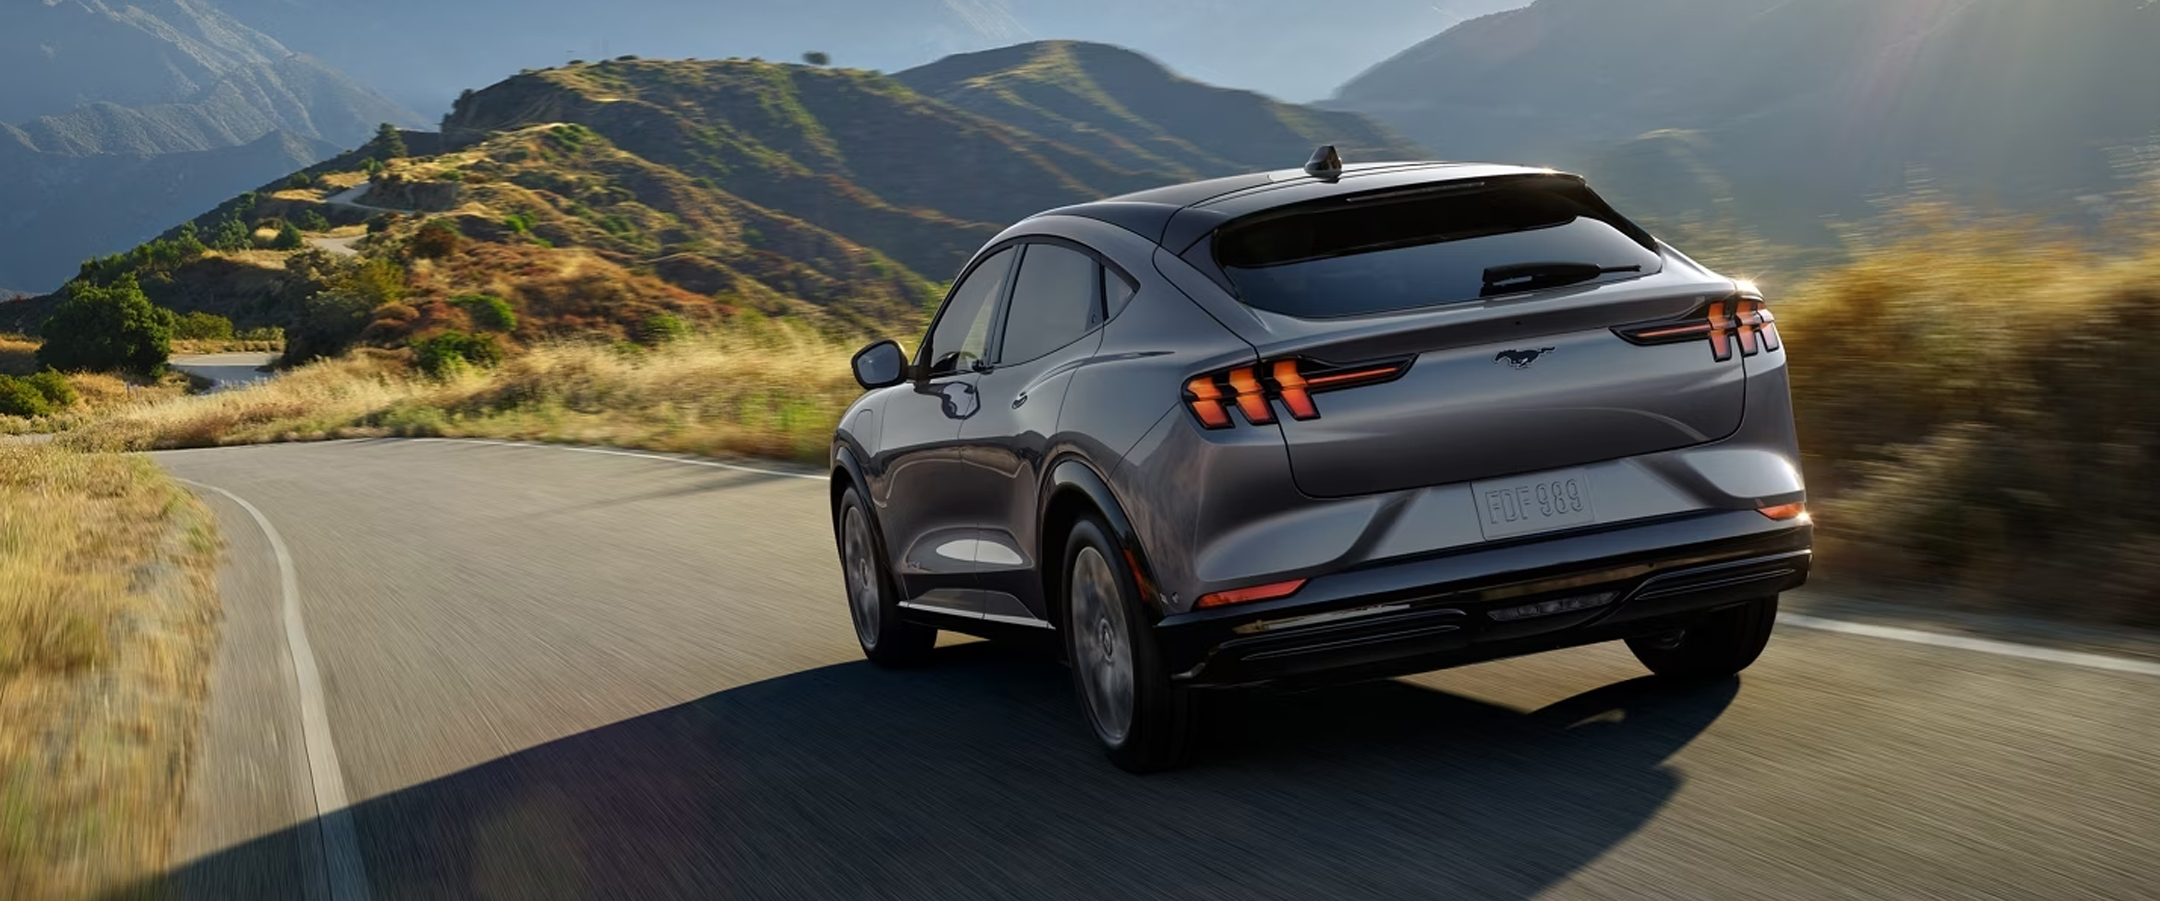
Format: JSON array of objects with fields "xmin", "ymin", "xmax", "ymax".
[
  {"xmin": 1184, "ymin": 376, "xmax": 1232, "ymax": 429},
  {"xmin": 1272, "ymin": 360, "xmax": 1318, "ymax": 420},
  {"xmin": 1615, "ymin": 294, "xmax": 1782, "ymax": 362},
  {"xmin": 1182, "ymin": 357, "xmax": 1410, "ymax": 429},
  {"xmin": 1225, "ymin": 368, "xmax": 1274, "ymax": 425}
]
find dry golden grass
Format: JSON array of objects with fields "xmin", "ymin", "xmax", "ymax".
[
  {"xmin": 0, "ymin": 445, "xmax": 220, "ymax": 900},
  {"xmin": 70, "ymin": 319, "xmax": 867, "ymax": 464},
  {"xmin": 1777, "ymin": 200, "xmax": 2160, "ymax": 626},
  {"xmin": 1, "ymin": 371, "xmax": 198, "ymax": 437},
  {"xmin": 169, "ymin": 339, "xmax": 285, "ymax": 355},
  {"xmin": 0, "ymin": 332, "xmax": 38, "ymax": 376}
]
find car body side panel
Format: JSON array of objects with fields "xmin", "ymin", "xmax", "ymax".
[
  {"xmin": 1051, "ymin": 225, "xmax": 1257, "ymax": 480},
  {"xmin": 865, "ymin": 375, "xmax": 983, "ymax": 611},
  {"xmin": 964, "ymin": 329, "xmax": 1104, "ymax": 623}
]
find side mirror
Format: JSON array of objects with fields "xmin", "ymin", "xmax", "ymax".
[{"xmin": 851, "ymin": 339, "xmax": 909, "ymax": 390}]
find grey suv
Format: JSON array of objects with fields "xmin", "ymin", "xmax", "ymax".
[{"xmin": 831, "ymin": 148, "xmax": 1812, "ymax": 772}]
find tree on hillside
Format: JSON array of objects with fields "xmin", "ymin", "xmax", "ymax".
[
  {"xmin": 36, "ymin": 275, "xmax": 174, "ymax": 376},
  {"xmin": 372, "ymin": 123, "xmax": 408, "ymax": 160},
  {"xmin": 273, "ymin": 221, "xmax": 305, "ymax": 250},
  {"xmin": 173, "ymin": 221, "xmax": 207, "ymax": 256},
  {"xmin": 212, "ymin": 217, "xmax": 253, "ymax": 252},
  {"xmin": 803, "ymin": 52, "xmax": 830, "ymax": 66}
]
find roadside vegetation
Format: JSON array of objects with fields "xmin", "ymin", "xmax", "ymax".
[
  {"xmin": 1777, "ymin": 195, "xmax": 2160, "ymax": 628},
  {"xmin": 66, "ymin": 317, "xmax": 863, "ymax": 464},
  {"xmin": 0, "ymin": 445, "xmax": 220, "ymax": 900}
]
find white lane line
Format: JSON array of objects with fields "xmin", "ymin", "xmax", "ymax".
[
  {"xmin": 406, "ymin": 437, "xmax": 828, "ymax": 481},
  {"xmin": 179, "ymin": 480, "xmax": 373, "ymax": 901},
  {"xmin": 1780, "ymin": 613, "xmax": 2160, "ymax": 678}
]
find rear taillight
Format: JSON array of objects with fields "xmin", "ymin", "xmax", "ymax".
[
  {"xmin": 1183, "ymin": 357, "xmax": 1412, "ymax": 430},
  {"xmin": 1615, "ymin": 294, "xmax": 1781, "ymax": 362}
]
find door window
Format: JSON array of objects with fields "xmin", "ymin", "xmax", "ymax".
[
  {"xmin": 998, "ymin": 243, "xmax": 1100, "ymax": 366},
  {"xmin": 922, "ymin": 248, "xmax": 1014, "ymax": 377}
]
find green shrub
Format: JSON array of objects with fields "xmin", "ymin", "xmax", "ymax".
[
  {"xmin": 273, "ymin": 221, "xmax": 305, "ymax": 250},
  {"xmin": 23, "ymin": 370, "xmax": 77, "ymax": 407},
  {"xmin": 297, "ymin": 209, "xmax": 332, "ymax": 231},
  {"xmin": 36, "ymin": 275, "xmax": 172, "ymax": 376},
  {"xmin": 289, "ymin": 172, "xmax": 316, "ymax": 189},
  {"xmin": 639, "ymin": 312, "xmax": 691, "ymax": 345},
  {"xmin": 286, "ymin": 258, "xmax": 406, "ymax": 364},
  {"xmin": 409, "ymin": 220, "xmax": 462, "ymax": 259},
  {"xmin": 413, "ymin": 331, "xmax": 505, "ymax": 376},
  {"xmin": 172, "ymin": 311, "xmax": 235, "ymax": 341},
  {"xmin": 0, "ymin": 376, "xmax": 55, "ymax": 417},
  {"xmin": 453, "ymin": 294, "xmax": 518, "ymax": 332}
]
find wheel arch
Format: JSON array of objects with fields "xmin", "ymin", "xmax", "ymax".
[
  {"xmin": 830, "ymin": 442, "xmax": 868, "ymax": 525},
  {"xmin": 1038, "ymin": 457, "xmax": 1166, "ymax": 627}
]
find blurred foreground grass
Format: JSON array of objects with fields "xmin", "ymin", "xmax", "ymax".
[
  {"xmin": 1781, "ymin": 200, "xmax": 2160, "ymax": 627},
  {"xmin": 0, "ymin": 445, "xmax": 220, "ymax": 900},
  {"xmin": 64, "ymin": 316, "xmax": 863, "ymax": 465}
]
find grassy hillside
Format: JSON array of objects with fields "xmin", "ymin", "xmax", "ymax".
[{"xmin": 38, "ymin": 47, "xmax": 1416, "ymax": 357}]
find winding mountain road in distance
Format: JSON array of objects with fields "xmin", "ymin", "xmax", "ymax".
[
  {"xmin": 168, "ymin": 352, "xmax": 278, "ymax": 392},
  {"xmin": 155, "ymin": 439, "xmax": 2160, "ymax": 901}
]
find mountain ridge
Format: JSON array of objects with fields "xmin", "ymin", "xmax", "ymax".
[
  {"xmin": 0, "ymin": 0, "xmax": 423, "ymax": 292},
  {"xmin": 1332, "ymin": 0, "xmax": 2160, "ymax": 248},
  {"xmin": 31, "ymin": 44, "xmax": 1423, "ymax": 354}
]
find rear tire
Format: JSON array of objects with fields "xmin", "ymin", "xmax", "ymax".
[
  {"xmin": 1628, "ymin": 595, "xmax": 1779, "ymax": 680},
  {"xmin": 836, "ymin": 487, "xmax": 935, "ymax": 668},
  {"xmin": 1062, "ymin": 516, "xmax": 1193, "ymax": 773}
]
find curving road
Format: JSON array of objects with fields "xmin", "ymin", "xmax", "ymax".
[{"xmin": 151, "ymin": 439, "xmax": 2160, "ymax": 901}]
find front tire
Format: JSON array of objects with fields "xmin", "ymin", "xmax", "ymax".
[
  {"xmin": 836, "ymin": 487, "xmax": 935, "ymax": 667},
  {"xmin": 1062, "ymin": 516, "xmax": 1192, "ymax": 773},
  {"xmin": 1627, "ymin": 595, "xmax": 1779, "ymax": 680}
]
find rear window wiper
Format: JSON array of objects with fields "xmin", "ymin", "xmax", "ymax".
[{"xmin": 1481, "ymin": 262, "xmax": 1643, "ymax": 297}]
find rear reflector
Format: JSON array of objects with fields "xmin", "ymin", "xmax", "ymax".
[
  {"xmin": 1758, "ymin": 502, "xmax": 1808, "ymax": 522},
  {"xmin": 1488, "ymin": 592, "xmax": 1619, "ymax": 622},
  {"xmin": 1196, "ymin": 579, "xmax": 1307, "ymax": 610}
]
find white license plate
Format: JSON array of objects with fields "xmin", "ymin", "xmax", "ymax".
[{"xmin": 1473, "ymin": 469, "xmax": 1597, "ymax": 540}]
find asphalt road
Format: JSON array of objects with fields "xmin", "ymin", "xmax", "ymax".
[{"xmin": 149, "ymin": 439, "xmax": 2160, "ymax": 901}]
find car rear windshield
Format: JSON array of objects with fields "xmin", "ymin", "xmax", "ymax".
[{"xmin": 1213, "ymin": 177, "xmax": 1665, "ymax": 319}]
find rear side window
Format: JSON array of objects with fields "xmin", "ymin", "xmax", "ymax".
[
  {"xmin": 1214, "ymin": 178, "xmax": 1664, "ymax": 319},
  {"xmin": 999, "ymin": 243, "xmax": 1100, "ymax": 365}
]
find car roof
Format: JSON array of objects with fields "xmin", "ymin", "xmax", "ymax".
[{"xmin": 1030, "ymin": 160, "xmax": 1571, "ymax": 250}]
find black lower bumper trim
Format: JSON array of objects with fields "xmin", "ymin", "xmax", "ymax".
[{"xmin": 1160, "ymin": 512, "xmax": 1810, "ymax": 688}]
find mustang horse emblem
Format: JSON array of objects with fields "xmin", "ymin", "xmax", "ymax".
[{"xmin": 1495, "ymin": 348, "xmax": 1558, "ymax": 370}]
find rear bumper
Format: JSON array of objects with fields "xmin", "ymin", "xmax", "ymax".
[{"xmin": 1156, "ymin": 511, "xmax": 1812, "ymax": 688}]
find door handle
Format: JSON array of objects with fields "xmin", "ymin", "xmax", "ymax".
[{"xmin": 1012, "ymin": 390, "xmax": 1029, "ymax": 409}]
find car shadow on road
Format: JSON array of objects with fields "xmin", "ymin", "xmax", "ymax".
[{"xmin": 129, "ymin": 644, "xmax": 1738, "ymax": 901}]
